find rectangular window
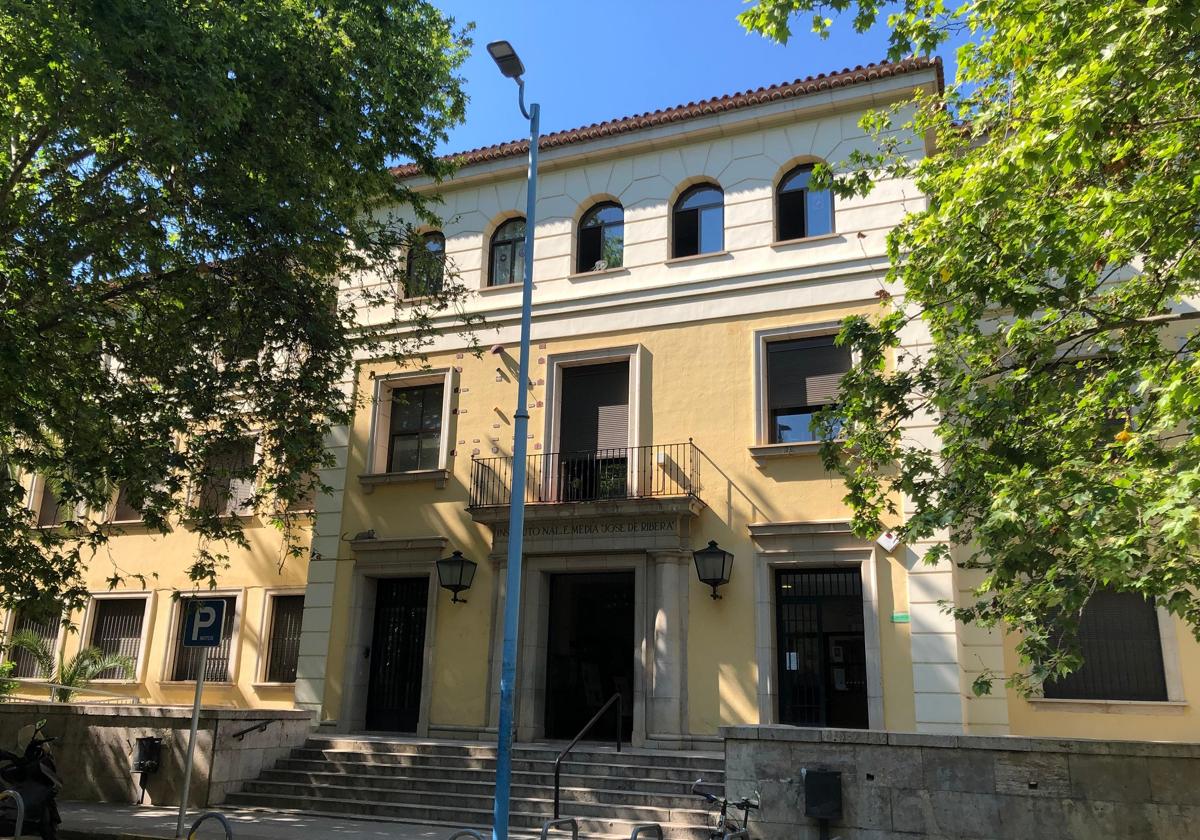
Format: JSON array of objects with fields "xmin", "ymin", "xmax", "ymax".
[
  {"xmin": 265, "ymin": 595, "xmax": 304, "ymax": 683},
  {"xmin": 1043, "ymin": 589, "xmax": 1168, "ymax": 701},
  {"xmin": 171, "ymin": 596, "xmax": 236, "ymax": 682},
  {"xmin": 766, "ymin": 335, "xmax": 851, "ymax": 443},
  {"xmin": 387, "ymin": 383, "xmax": 444, "ymax": 472},
  {"xmin": 7, "ymin": 611, "xmax": 59, "ymax": 679},
  {"xmin": 89, "ymin": 599, "xmax": 146, "ymax": 679},
  {"xmin": 35, "ymin": 479, "xmax": 69, "ymax": 527},
  {"xmin": 112, "ymin": 486, "xmax": 142, "ymax": 522},
  {"xmin": 198, "ymin": 438, "xmax": 256, "ymax": 517}
]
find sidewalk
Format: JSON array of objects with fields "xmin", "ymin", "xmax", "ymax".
[{"xmin": 56, "ymin": 802, "xmax": 487, "ymax": 840}]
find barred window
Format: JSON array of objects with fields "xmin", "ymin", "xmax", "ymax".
[
  {"xmin": 89, "ymin": 599, "xmax": 146, "ymax": 679},
  {"xmin": 265, "ymin": 595, "xmax": 304, "ymax": 683},
  {"xmin": 171, "ymin": 596, "xmax": 236, "ymax": 682},
  {"xmin": 7, "ymin": 610, "xmax": 59, "ymax": 679},
  {"xmin": 1043, "ymin": 589, "xmax": 1168, "ymax": 701}
]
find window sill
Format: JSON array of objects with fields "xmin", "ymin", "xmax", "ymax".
[
  {"xmin": 665, "ymin": 250, "xmax": 731, "ymax": 266},
  {"xmin": 252, "ymin": 681, "xmax": 297, "ymax": 689},
  {"xmin": 88, "ymin": 679, "xmax": 140, "ymax": 686},
  {"xmin": 750, "ymin": 441, "xmax": 835, "ymax": 459},
  {"xmin": 1027, "ymin": 698, "xmax": 1187, "ymax": 715},
  {"xmin": 358, "ymin": 469, "xmax": 449, "ymax": 493},
  {"xmin": 567, "ymin": 266, "xmax": 630, "ymax": 281},
  {"xmin": 771, "ymin": 233, "xmax": 843, "ymax": 249},
  {"xmin": 159, "ymin": 680, "xmax": 234, "ymax": 687},
  {"xmin": 479, "ymin": 282, "xmax": 524, "ymax": 294}
]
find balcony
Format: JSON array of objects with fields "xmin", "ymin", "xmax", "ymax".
[{"xmin": 469, "ymin": 441, "xmax": 701, "ymax": 509}]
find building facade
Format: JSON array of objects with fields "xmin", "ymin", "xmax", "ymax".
[
  {"xmin": 4, "ymin": 471, "xmax": 310, "ymax": 710},
  {"xmin": 10, "ymin": 57, "xmax": 1197, "ymax": 747}
]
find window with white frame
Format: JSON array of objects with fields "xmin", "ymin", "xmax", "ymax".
[
  {"xmin": 263, "ymin": 594, "xmax": 304, "ymax": 683},
  {"xmin": 197, "ymin": 438, "xmax": 257, "ymax": 516},
  {"xmin": 171, "ymin": 596, "xmax": 236, "ymax": 682},
  {"xmin": 368, "ymin": 373, "xmax": 452, "ymax": 475},
  {"xmin": 33, "ymin": 477, "xmax": 72, "ymax": 527},
  {"xmin": 88, "ymin": 597, "xmax": 147, "ymax": 679},
  {"xmin": 1043, "ymin": 589, "xmax": 1169, "ymax": 701},
  {"xmin": 763, "ymin": 334, "xmax": 851, "ymax": 444},
  {"xmin": 111, "ymin": 486, "xmax": 143, "ymax": 523}
]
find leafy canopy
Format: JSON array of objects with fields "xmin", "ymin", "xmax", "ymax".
[
  {"xmin": 742, "ymin": 0, "xmax": 1200, "ymax": 691},
  {"xmin": 1, "ymin": 1, "xmax": 479, "ymax": 614}
]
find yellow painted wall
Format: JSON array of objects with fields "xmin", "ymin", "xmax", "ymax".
[
  {"xmin": 1003, "ymin": 614, "xmax": 1200, "ymax": 741},
  {"xmin": 336, "ymin": 300, "xmax": 919, "ymax": 734},
  {"xmin": 7, "ymin": 513, "xmax": 309, "ymax": 710}
]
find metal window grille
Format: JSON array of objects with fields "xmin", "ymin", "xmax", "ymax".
[
  {"xmin": 1044, "ymin": 589, "xmax": 1168, "ymax": 701},
  {"xmin": 8, "ymin": 611, "xmax": 59, "ymax": 679},
  {"xmin": 265, "ymin": 595, "xmax": 304, "ymax": 683},
  {"xmin": 171, "ymin": 596, "xmax": 236, "ymax": 682},
  {"xmin": 89, "ymin": 599, "xmax": 145, "ymax": 679}
]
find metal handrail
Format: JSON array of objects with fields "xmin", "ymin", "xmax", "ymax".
[
  {"xmin": 629, "ymin": 824, "xmax": 663, "ymax": 840},
  {"xmin": 553, "ymin": 692, "xmax": 621, "ymax": 819},
  {"xmin": 188, "ymin": 811, "xmax": 233, "ymax": 839},
  {"xmin": 230, "ymin": 719, "xmax": 276, "ymax": 741},
  {"xmin": 0, "ymin": 789, "xmax": 25, "ymax": 838},
  {"xmin": 540, "ymin": 818, "xmax": 579, "ymax": 840}
]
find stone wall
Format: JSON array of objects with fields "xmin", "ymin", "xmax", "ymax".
[
  {"xmin": 0, "ymin": 704, "xmax": 311, "ymax": 807},
  {"xmin": 723, "ymin": 725, "xmax": 1200, "ymax": 840}
]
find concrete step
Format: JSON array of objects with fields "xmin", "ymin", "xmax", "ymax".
[
  {"xmin": 258, "ymin": 767, "xmax": 719, "ymax": 800},
  {"xmin": 286, "ymin": 751, "xmax": 723, "ymax": 781},
  {"xmin": 302, "ymin": 739, "xmax": 725, "ymax": 770},
  {"xmin": 222, "ymin": 793, "xmax": 719, "ymax": 840},
  {"xmin": 237, "ymin": 779, "xmax": 713, "ymax": 824},
  {"xmin": 252, "ymin": 770, "xmax": 712, "ymax": 809}
]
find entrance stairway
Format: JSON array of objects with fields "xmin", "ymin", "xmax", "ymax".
[{"xmin": 226, "ymin": 736, "xmax": 725, "ymax": 839}]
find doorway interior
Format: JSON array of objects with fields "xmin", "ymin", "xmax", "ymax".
[
  {"xmin": 775, "ymin": 568, "xmax": 869, "ymax": 728},
  {"xmin": 365, "ymin": 576, "xmax": 428, "ymax": 732},
  {"xmin": 544, "ymin": 571, "xmax": 635, "ymax": 741}
]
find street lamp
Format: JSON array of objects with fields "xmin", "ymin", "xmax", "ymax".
[
  {"xmin": 487, "ymin": 38, "xmax": 539, "ymax": 840},
  {"xmin": 693, "ymin": 540, "xmax": 734, "ymax": 599},
  {"xmin": 435, "ymin": 550, "xmax": 477, "ymax": 604}
]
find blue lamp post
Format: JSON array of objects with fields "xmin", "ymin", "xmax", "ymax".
[{"xmin": 487, "ymin": 39, "xmax": 539, "ymax": 840}]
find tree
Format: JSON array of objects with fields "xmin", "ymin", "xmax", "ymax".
[
  {"xmin": 1, "ymin": 1, "xmax": 481, "ymax": 614},
  {"xmin": 741, "ymin": 0, "xmax": 1200, "ymax": 691},
  {"xmin": 8, "ymin": 630, "xmax": 134, "ymax": 702}
]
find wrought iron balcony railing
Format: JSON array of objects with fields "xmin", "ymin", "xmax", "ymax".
[{"xmin": 469, "ymin": 441, "xmax": 700, "ymax": 508}]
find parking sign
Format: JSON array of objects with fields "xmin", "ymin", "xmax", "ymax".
[{"xmin": 182, "ymin": 599, "xmax": 226, "ymax": 648}]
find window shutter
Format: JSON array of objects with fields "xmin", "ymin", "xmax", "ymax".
[
  {"xmin": 90, "ymin": 599, "xmax": 145, "ymax": 679},
  {"xmin": 767, "ymin": 337, "xmax": 851, "ymax": 409},
  {"xmin": 559, "ymin": 362, "xmax": 630, "ymax": 452},
  {"xmin": 596, "ymin": 403, "xmax": 629, "ymax": 451}
]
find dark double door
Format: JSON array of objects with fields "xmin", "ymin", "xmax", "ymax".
[
  {"xmin": 544, "ymin": 571, "xmax": 635, "ymax": 741},
  {"xmin": 776, "ymin": 568, "xmax": 870, "ymax": 729},
  {"xmin": 365, "ymin": 577, "xmax": 428, "ymax": 732}
]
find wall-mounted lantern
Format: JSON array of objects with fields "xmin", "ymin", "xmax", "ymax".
[
  {"xmin": 436, "ymin": 550, "xmax": 478, "ymax": 604},
  {"xmin": 693, "ymin": 540, "xmax": 734, "ymax": 600}
]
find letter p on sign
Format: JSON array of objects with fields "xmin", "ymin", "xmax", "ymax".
[{"xmin": 182, "ymin": 599, "xmax": 226, "ymax": 648}]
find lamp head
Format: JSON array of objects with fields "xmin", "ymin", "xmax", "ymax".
[{"xmin": 487, "ymin": 40, "xmax": 525, "ymax": 80}]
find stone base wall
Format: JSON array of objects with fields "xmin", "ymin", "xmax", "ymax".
[
  {"xmin": 0, "ymin": 704, "xmax": 312, "ymax": 807},
  {"xmin": 722, "ymin": 725, "xmax": 1200, "ymax": 840}
]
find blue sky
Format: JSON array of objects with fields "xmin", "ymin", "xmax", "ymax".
[{"xmin": 434, "ymin": 0, "xmax": 967, "ymax": 156}]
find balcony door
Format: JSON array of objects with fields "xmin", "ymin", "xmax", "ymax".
[{"xmin": 557, "ymin": 361, "xmax": 629, "ymax": 501}]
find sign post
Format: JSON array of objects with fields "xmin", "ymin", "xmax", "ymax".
[{"xmin": 175, "ymin": 598, "xmax": 225, "ymax": 839}]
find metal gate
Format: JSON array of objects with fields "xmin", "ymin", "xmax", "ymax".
[
  {"xmin": 365, "ymin": 577, "xmax": 428, "ymax": 732},
  {"xmin": 775, "ymin": 568, "xmax": 866, "ymax": 727}
]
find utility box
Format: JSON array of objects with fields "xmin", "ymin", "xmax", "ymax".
[
  {"xmin": 133, "ymin": 736, "xmax": 163, "ymax": 773},
  {"xmin": 803, "ymin": 769, "xmax": 843, "ymax": 820}
]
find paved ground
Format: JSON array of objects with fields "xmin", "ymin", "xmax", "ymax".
[{"xmin": 54, "ymin": 802, "xmax": 489, "ymax": 840}]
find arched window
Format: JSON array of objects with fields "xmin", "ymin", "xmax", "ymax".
[
  {"xmin": 672, "ymin": 184, "xmax": 723, "ymax": 258},
  {"xmin": 489, "ymin": 218, "xmax": 526, "ymax": 286},
  {"xmin": 405, "ymin": 231, "xmax": 445, "ymax": 296},
  {"xmin": 577, "ymin": 202, "xmax": 624, "ymax": 273},
  {"xmin": 777, "ymin": 164, "xmax": 833, "ymax": 241}
]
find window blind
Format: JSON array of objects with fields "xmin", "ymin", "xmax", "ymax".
[{"xmin": 766, "ymin": 335, "xmax": 851, "ymax": 410}]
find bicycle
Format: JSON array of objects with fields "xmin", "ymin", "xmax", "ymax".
[{"xmin": 691, "ymin": 778, "xmax": 759, "ymax": 840}]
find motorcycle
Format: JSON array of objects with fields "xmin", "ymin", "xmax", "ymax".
[{"xmin": 0, "ymin": 718, "xmax": 62, "ymax": 840}]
